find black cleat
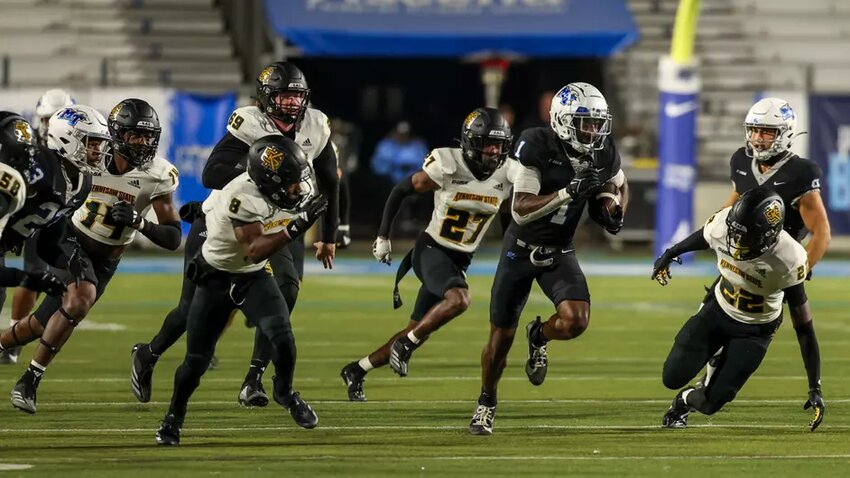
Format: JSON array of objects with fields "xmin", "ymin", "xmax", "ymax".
[
  {"xmin": 525, "ymin": 317, "xmax": 548, "ymax": 386},
  {"xmin": 389, "ymin": 337, "xmax": 416, "ymax": 377},
  {"xmin": 469, "ymin": 404, "xmax": 496, "ymax": 435},
  {"xmin": 340, "ymin": 362, "xmax": 367, "ymax": 402},
  {"xmin": 0, "ymin": 346, "xmax": 21, "ymax": 365},
  {"xmin": 156, "ymin": 413, "xmax": 182, "ymax": 446},
  {"xmin": 131, "ymin": 343, "xmax": 156, "ymax": 403},
  {"xmin": 10, "ymin": 377, "xmax": 36, "ymax": 414},
  {"xmin": 662, "ymin": 387, "xmax": 695, "ymax": 429},
  {"xmin": 274, "ymin": 388, "xmax": 318, "ymax": 429},
  {"xmin": 238, "ymin": 380, "xmax": 269, "ymax": 407}
]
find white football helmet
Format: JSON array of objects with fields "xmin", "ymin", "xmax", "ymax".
[
  {"xmin": 743, "ymin": 97, "xmax": 797, "ymax": 162},
  {"xmin": 34, "ymin": 89, "xmax": 75, "ymax": 134},
  {"xmin": 550, "ymin": 82, "xmax": 612, "ymax": 154},
  {"xmin": 47, "ymin": 105, "xmax": 111, "ymax": 174}
]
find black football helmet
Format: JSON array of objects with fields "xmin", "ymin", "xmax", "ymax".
[
  {"xmin": 460, "ymin": 107, "xmax": 512, "ymax": 180},
  {"xmin": 0, "ymin": 111, "xmax": 36, "ymax": 174},
  {"xmin": 256, "ymin": 62, "xmax": 311, "ymax": 126},
  {"xmin": 107, "ymin": 98, "xmax": 161, "ymax": 169},
  {"xmin": 726, "ymin": 187, "xmax": 785, "ymax": 260},
  {"xmin": 247, "ymin": 135, "xmax": 312, "ymax": 210}
]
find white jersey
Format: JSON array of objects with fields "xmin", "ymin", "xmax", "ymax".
[
  {"xmin": 422, "ymin": 148, "xmax": 517, "ymax": 253},
  {"xmin": 72, "ymin": 157, "xmax": 179, "ymax": 246},
  {"xmin": 0, "ymin": 163, "xmax": 27, "ymax": 239},
  {"xmin": 703, "ymin": 207, "xmax": 808, "ymax": 324},
  {"xmin": 202, "ymin": 105, "xmax": 332, "ymax": 212},
  {"xmin": 202, "ymin": 172, "xmax": 298, "ymax": 274}
]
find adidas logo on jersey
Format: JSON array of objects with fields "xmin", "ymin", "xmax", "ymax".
[
  {"xmin": 128, "ymin": 179, "xmax": 141, "ymax": 189},
  {"xmin": 451, "ymin": 179, "xmax": 469, "ymax": 185},
  {"xmin": 302, "ymin": 138, "xmax": 312, "ymax": 147}
]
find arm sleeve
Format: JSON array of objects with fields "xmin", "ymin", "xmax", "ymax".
[
  {"xmin": 512, "ymin": 164, "xmax": 542, "ymax": 195},
  {"xmin": 140, "ymin": 220, "xmax": 182, "ymax": 251},
  {"xmin": 313, "ymin": 141, "xmax": 339, "ymax": 243},
  {"xmin": 668, "ymin": 227, "xmax": 710, "ymax": 256},
  {"xmin": 377, "ymin": 174, "xmax": 417, "ymax": 238},
  {"xmin": 202, "ymin": 133, "xmax": 249, "ymax": 190}
]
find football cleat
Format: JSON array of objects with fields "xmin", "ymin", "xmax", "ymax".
[
  {"xmin": 274, "ymin": 388, "xmax": 318, "ymax": 429},
  {"xmin": 155, "ymin": 413, "xmax": 182, "ymax": 446},
  {"xmin": 10, "ymin": 377, "xmax": 37, "ymax": 414},
  {"xmin": 131, "ymin": 343, "xmax": 156, "ymax": 403},
  {"xmin": 340, "ymin": 362, "xmax": 367, "ymax": 402},
  {"xmin": 662, "ymin": 387, "xmax": 695, "ymax": 429},
  {"xmin": 525, "ymin": 317, "xmax": 548, "ymax": 386},
  {"xmin": 238, "ymin": 380, "xmax": 269, "ymax": 408},
  {"xmin": 469, "ymin": 404, "xmax": 496, "ymax": 435},
  {"xmin": 0, "ymin": 346, "xmax": 21, "ymax": 365},
  {"xmin": 389, "ymin": 337, "xmax": 416, "ymax": 377}
]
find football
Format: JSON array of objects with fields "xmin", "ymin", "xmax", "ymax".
[{"xmin": 592, "ymin": 181, "xmax": 621, "ymax": 215}]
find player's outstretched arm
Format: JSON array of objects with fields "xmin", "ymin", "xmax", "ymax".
[
  {"xmin": 372, "ymin": 171, "xmax": 438, "ymax": 265},
  {"xmin": 651, "ymin": 227, "xmax": 710, "ymax": 285},
  {"xmin": 799, "ymin": 191, "xmax": 831, "ymax": 268},
  {"xmin": 786, "ymin": 289, "xmax": 825, "ymax": 431}
]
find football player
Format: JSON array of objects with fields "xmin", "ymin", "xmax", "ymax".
[
  {"xmin": 2, "ymin": 90, "xmax": 76, "ymax": 365},
  {"xmin": 700, "ymin": 98, "xmax": 827, "ymax": 425},
  {"xmin": 340, "ymin": 108, "xmax": 515, "ymax": 401},
  {"xmin": 0, "ymin": 105, "xmax": 110, "ymax": 412},
  {"xmin": 468, "ymin": 83, "xmax": 629, "ymax": 435},
  {"xmin": 0, "ymin": 113, "xmax": 66, "ymax": 308},
  {"xmin": 155, "ymin": 136, "xmax": 326, "ymax": 445},
  {"xmin": 131, "ymin": 61, "xmax": 339, "ymax": 407},
  {"xmin": 652, "ymin": 187, "xmax": 821, "ymax": 430},
  {"xmin": 4, "ymin": 99, "xmax": 181, "ymax": 414}
]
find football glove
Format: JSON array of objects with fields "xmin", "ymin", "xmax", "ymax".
[
  {"xmin": 111, "ymin": 200, "xmax": 142, "ymax": 228},
  {"xmin": 372, "ymin": 237, "xmax": 391, "ymax": 265},
  {"xmin": 804, "ymin": 388, "xmax": 825, "ymax": 431},
  {"xmin": 591, "ymin": 204, "xmax": 624, "ymax": 235},
  {"xmin": 66, "ymin": 246, "xmax": 90, "ymax": 288},
  {"xmin": 178, "ymin": 201, "xmax": 204, "ymax": 224},
  {"xmin": 566, "ymin": 167, "xmax": 602, "ymax": 200},
  {"xmin": 21, "ymin": 270, "xmax": 66, "ymax": 296},
  {"xmin": 651, "ymin": 248, "xmax": 682, "ymax": 286},
  {"xmin": 336, "ymin": 224, "xmax": 352, "ymax": 249},
  {"xmin": 285, "ymin": 194, "xmax": 327, "ymax": 240}
]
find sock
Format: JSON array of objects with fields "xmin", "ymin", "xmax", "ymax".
[
  {"xmin": 358, "ymin": 357, "xmax": 374, "ymax": 372},
  {"xmin": 244, "ymin": 359, "xmax": 267, "ymax": 384},
  {"xmin": 682, "ymin": 388, "xmax": 694, "ymax": 405},
  {"xmin": 530, "ymin": 320, "xmax": 549, "ymax": 347},
  {"xmin": 27, "ymin": 360, "xmax": 46, "ymax": 387},
  {"xmin": 478, "ymin": 390, "xmax": 497, "ymax": 407},
  {"xmin": 406, "ymin": 331, "xmax": 421, "ymax": 345}
]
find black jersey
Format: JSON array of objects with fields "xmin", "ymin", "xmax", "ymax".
[
  {"xmin": 507, "ymin": 127, "xmax": 621, "ymax": 247},
  {"xmin": 729, "ymin": 148, "xmax": 821, "ymax": 241},
  {"xmin": 0, "ymin": 145, "xmax": 92, "ymax": 252}
]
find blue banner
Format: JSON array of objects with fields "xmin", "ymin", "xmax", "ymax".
[
  {"xmin": 808, "ymin": 95, "xmax": 850, "ymax": 234},
  {"xmin": 655, "ymin": 56, "xmax": 700, "ymax": 258},
  {"xmin": 264, "ymin": 0, "xmax": 638, "ymax": 57},
  {"xmin": 168, "ymin": 92, "xmax": 237, "ymax": 234}
]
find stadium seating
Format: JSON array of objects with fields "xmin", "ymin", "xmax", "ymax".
[{"xmin": 0, "ymin": 0, "xmax": 240, "ymax": 90}]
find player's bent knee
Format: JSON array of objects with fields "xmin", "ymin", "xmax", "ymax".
[
  {"xmin": 661, "ymin": 367, "xmax": 689, "ymax": 390},
  {"xmin": 63, "ymin": 289, "xmax": 96, "ymax": 319},
  {"xmin": 445, "ymin": 288, "xmax": 471, "ymax": 315}
]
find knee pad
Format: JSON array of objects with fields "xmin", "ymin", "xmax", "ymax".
[{"xmin": 58, "ymin": 307, "xmax": 81, "ymax": 327}]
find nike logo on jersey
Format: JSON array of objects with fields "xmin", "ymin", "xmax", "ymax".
[
  {"xmin": 773, "ymin": 181, "xmax": 786, "ymax": 186},
  {"xmin": 128, "ymin": 179, "xmax": 141, "ymax": 189},
  {"xmin": 735, "ymin": 169, "xmax": 747, "ymax": 176},
  {"xmin": 548, "ymin": 159, "xmax": 564, "ymax": 165},
  {"xmin": 664, "ymin": 101, "xmax": 698, "ymax": 118},
  {"xmin": 302, "ymin": 138, "xmax": 312, "ymax": 147},
  {"xmin": 451, "ymin": 180, "xmax": 469, "ymax": 185}
]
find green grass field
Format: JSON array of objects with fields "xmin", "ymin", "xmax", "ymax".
[{"xmin": 1, "ymin": 272, "xmax": 849, "ymax": 476}]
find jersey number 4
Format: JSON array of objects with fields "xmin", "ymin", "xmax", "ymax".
[{"xmin": 439, "ymin": 207, "xmax": 492, "ymax": 244}]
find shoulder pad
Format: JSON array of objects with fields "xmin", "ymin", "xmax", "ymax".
[
  {"xmin": 227, "ymin": 106, "xmax": 280, "ymax": 145},
  {"xmin": 431, "ymin": 148, "xmax": 460, "ymax": 176},
  {"xmin": 298, "ymin": 108, "xmax": 331, "ymax": 152}
]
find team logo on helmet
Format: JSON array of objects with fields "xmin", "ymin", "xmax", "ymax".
[
  {"xmin": 779, "ymin": 104, "xmax": 795, "ymax": 121},
  {"xmin": 558, "ymin": 88, "xmax": 578, "ymax": 106},
  {"xmin": 763, "ymin": 200, "xmax": 783, "ymax": 226},
  {"xmin": 109, "ymin": 103, "xmax": 124, "ymax": 121},
  {"xmin": 258, "ymin": 66, "xmax": 275, "ymax": 85},
  {"xmin": 260, "ymin": 146, "xmax": 284, "ymax": 171},
  {"xmin": 57, "ymin": 108, "xmax": 90, "ymax": 126},
  {"xmin": 464, "ymin": 111, "xmax": 480, "ymax": 129},
  {"xmin": 13, "ymin": 120, "xmax": 33, "ymax": 144}
]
